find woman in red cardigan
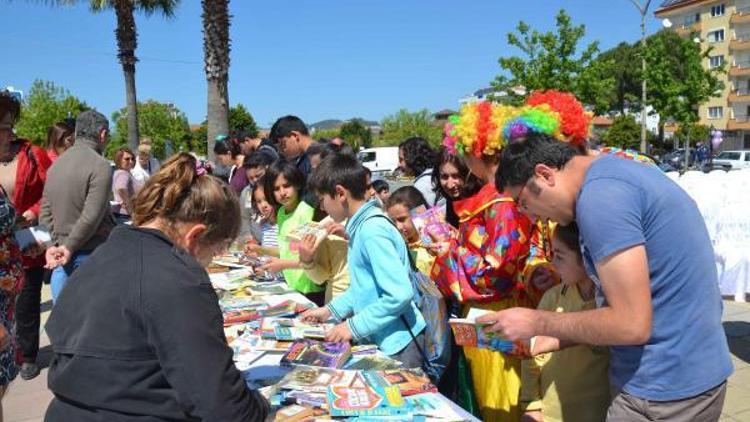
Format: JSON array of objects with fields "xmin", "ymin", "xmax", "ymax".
[{"xmin": 0, "ymin": 91, "xmax": 52, "ymax": 381}]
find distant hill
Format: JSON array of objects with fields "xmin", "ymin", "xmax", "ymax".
[{"xmin": 310, "ymin": 118, "xmax": 379, "ymax": 130}]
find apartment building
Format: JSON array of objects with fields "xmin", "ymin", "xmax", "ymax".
[{"xmin": 656, "ymin": 0, "xmax": 750, "ymax": 150}]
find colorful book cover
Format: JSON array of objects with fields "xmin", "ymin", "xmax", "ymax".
[
  {"xmin": 230, "ymin": 332, "xmax": 290, "ymax": 352},
  {"xmin": 410, "ymin": 205, "xmax": 451, "ymax": 245},
  {"xmin": 209, "ymin": 268, "xmax": 253, "ymax": 290},
  {"xmin": 223, "ymin": 308, "xmax": 261, "ymax": 326},
  {"xmin": 327, "ymin": 371, "xmax": 411, "ymax": 417},
  {"xmin": 374, "ymin": 369, "xmax": 437, "ymax": 397},
  {"xmin": 281, "ymin": 340, "xmax": 352, "ymax": 368},
  {"xmin": 449, "ymin": 308, "xmax": 528, "ymax": 356},
  {"xmin": 259, "ymin": 300, "xmax": 298, "ymax": 318},
  {"xmin": 277, "ymin": 367, "xmax": 360, "ymax": 393},
  {"xmin": 344, "ymin": 353, "xmax": 403, "ymax": 371},
  {"xmin": 406, "ymin": 392, "xmax": 466, "ymax": 421}
]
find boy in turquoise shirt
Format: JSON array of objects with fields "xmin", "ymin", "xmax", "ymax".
[{"xmin": 301, "ymin": 154, "xmax": 426, "ymax": 366}]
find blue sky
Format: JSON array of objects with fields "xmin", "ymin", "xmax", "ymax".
[{"xmin": 3, "ymin": 0, "xmax": 665, "ymax": 128}]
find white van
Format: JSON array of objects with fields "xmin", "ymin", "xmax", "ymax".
[
  {"xmin": 712, "ymin": 150, "xmax": 750, "ymax": 170},
  {"xmin": 357, "ymin": 147, "xmax": 399, "ymax": 174}
]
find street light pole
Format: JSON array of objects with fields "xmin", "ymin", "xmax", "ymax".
[{"xmin": 630, "ymin": 0, "xmax": 653, "ymax": 153}]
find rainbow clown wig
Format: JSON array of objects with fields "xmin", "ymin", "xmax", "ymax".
[{"xmin": 443, "ymin": 90, "xmax": 593, "ymax": 157}]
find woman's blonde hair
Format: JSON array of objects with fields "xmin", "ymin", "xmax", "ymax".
[{"xmin": 132, "ymin": 153, "xmax": 240, "ymax": 246}]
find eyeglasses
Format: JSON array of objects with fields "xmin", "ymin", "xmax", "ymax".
[{"xmin": 512, "ymin": 179, "xmax": 532, "ymax": 211}]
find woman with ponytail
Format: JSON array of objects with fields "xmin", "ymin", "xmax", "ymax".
[{"xmin": 44, "ymin": 153, "xmax": 269, "ymax": 422}]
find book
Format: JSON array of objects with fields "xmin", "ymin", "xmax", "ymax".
[
  {"xmin": 245, "ymin": 283, "xmax": 292, "ymax": 296},
  {"xmin": 230, "ymin": 332, "xmax": 291, "ymax": 353},
  {"xmin": 273, "ymin": 404, "xmax": 316, "ymax": 422},
  {"xmin": 14, "ymin": 226, "xmax": 52, "ymax": 251},
  {"xmin": 281, "ymin": 340, "xmax": 352, "ymax": 369},
  {"xmin": 374, "ymin": 369, "xmax": 437, "ymax": 397},
  {"xmin": 209, "ymin": 269, "xmax": 253, "ymax": 290},
  {"xmin": 449, "ymin": 308, "xmax": 528, "ymax": 356},
  {"xmin": 284, "ymin": 390, "xmax": 329, "ymax": 408},
  {"xmin": 223, "ymin": 308, "xmax": 261, "ymax": 326},
  {"xmin": 344, "ymin": 353, "xmax": 403, "ymax": 371},
  {"xmin": 260, "ymin": 300, "xmax": 298, "ymax": 318},
  {"xmin": 410, "ymin": 205, "xmax": 451, "ymax": 246},
  {"xmin": 218, "ymin": 296, "xmax": 266, "ymax": 312},
  {"xmin": 285, "ymin": 222, "xmax": 328, "ymax": 253},
  {"xmin": 277, "ymin": 367, "xmax": 360, "ymax": 393},
  {"xmin": 327, "ymin": 371, "xmax": 411, "ymax": 417},
  {"xmin": 406, "ymin": 392, "xmax": 466, "ymax": 421}
]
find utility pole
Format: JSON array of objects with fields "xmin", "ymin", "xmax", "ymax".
[{"xmin": 630, "ymin": 0, "xmax": 653, "ymax": 153}]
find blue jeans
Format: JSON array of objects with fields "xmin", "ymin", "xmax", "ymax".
[{"xmin": 50, "ymin": 252, "xmax": 89, "ymax": 303}]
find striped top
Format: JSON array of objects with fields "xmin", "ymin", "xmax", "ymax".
[{"xmin": 260, "ymin": 222, "xmax": 279, "ymax": 248}]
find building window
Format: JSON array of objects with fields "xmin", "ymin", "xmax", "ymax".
[
  {"xmin": 708, "ymin": 107, "xmax": 724, "ymax": 119},
  {"xmin": 711, "ymin": 4, "xmax": 725, "ymax": 17},
  {"xmin": 709, "ymin": 55, "xmax": 724, "ymax": 68},
  {"xmin": 708, "ymin": 29, "xmax": 725, "ymax": 43}
]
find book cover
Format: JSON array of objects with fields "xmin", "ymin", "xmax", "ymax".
[
  {"xmin": 223, "ymin": 308, "xmax": 261, "ymax": 326},
  {"xmin": 374, "ymin": 369, "xmax": 437, "ymax": 397},
  {"xmin": 327, "ymin": 371, "xmax": 411, "ymax": 417},
  {"xmin": 344, "ymin": 352, "xmax": 403, "ymax": 371},
  {"xmin": 406, "ymin": 392, "xmax": 466, "ymax": 421},
  {"xmin": 277, "ymin": 367, "xmax": 360, "ymax": 393},
  {"xmin": 230, "ymin": 333, "xmax": 290, "ymax": 352},
  {"xmin": 260, "ymin": 300, "xmax": 298, "ymax": 318},
  {"xmin": 410, "ymin": 205, "xmax": 451, "ymax": 245},
  {"xmin": 273, "ymin": 404, "xmax": 315, "ymax": 422},
  {"xmin": 449, "ymin": 308, "xmax": 528, "ymax": 356},
  {"xmin": 281, "ymin": 340, "xmax": 351, "ymax": 368}
]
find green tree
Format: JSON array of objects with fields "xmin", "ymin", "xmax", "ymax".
[
  {"xmin": 594, "ymin": 42, "xmax": 642, "ymax": 113},
  {"xmin": 339, "ymin": 119, "xmax": 372, "ymax": 150},
  {"xmin": 203, "ymin": 0, "xmax": 231, "ymax": 161},
  {"xmin": 378, "ymin": 109, "xmax": 443, "ymax": 148},
  {"xmin": 491, "ymin": 9, "xmax": 615, "ymax": 113},
  {"xmin": 228, "ymin": 103, "xmax": 258, "ymax": 137},
  {"xmin": 674, "ymin": 123, "xmax": 710, "ymax": 146},
  {"xmin": 107, "ymin": 100, "xmax": 191, "ymax": 160},
  {"xmin": 311, "ymin": 128, "xmax": 341, "ymax": 141},
  {"xmin": 645, "ymin": 30, "xmax": 724, "ymax": 138},
  {"xmin": 14, "ymin": 80, "xmax": 89, "ymax": 145},
  {"xmin": 602, "ymin": 115, "xmax": 641, "ymax": 150}
]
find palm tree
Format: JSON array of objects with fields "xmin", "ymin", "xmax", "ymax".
[
  {"xmin": 202, "ymin": 0, "xmax": 230, "ymax": 161},
  {"xmin": 87, "ymin": 0, "xmax": 179, "ymax": 150}
]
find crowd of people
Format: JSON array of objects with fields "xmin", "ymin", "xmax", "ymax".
[{"xmin": 0, "ymin": 88, "xmax": 736, "ymax": 422}]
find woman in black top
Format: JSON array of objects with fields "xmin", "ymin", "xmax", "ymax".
[{"xmin": 45, "ymin": 153, "xmax": 269, "ymax": 422}]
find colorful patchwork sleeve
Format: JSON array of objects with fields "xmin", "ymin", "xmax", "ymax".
[
  {"xmin": 523, "ymin": 221, "xmax": 556, "ymax": 304},
  {"xmin": 431, "ymin": 201, "xmax": 532, "ymax": 302}
]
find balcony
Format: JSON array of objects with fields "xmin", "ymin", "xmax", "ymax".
[
  {"xmin": 728, "ymin": 89, "xmax": 750, "ymax": 102},
  {"xmin": 730, "ymin": 60, "xmax": 750, "ymax": 76},
  {"xmin": 730, "ymin": 33, "xmax": 750, "ymax": 50},
  {"xmin": 727, "ymin": 115, "xmax": 750, "ymax": 130},
  {"xmin": 676, "ymin": 18, "xmax": 701, "ymax": 37},
  {"xmin": 731, "ymin": 6, "xmax": 750, "ymax": 24}
]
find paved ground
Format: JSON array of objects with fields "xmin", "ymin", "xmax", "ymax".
[{"xmin": 4, "ymin": 286, "xmax": 750, "ymax": 421}]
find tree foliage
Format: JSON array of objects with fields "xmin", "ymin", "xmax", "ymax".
[
  {"xmin": 378, "ymin": 109, "xmax": 443, "ymax": 148},
  {"xmin": 491, "ymin": 9, "xmax": 615, "ymax": 114},
  {"xmin": 311, "ymin": 128, "xmax": 341, "ymax": 142},
  {"xmin": 108, "ymin": 100, "xmax": 192, "ymax": 159},
  {"xmin": 644, "ymin": 30, "xmax": 724, "ymax": 127},
  {"xmin": 339, "ymin": 119, "xmax": 372, "ymax": 150},
  {"xmin": 674, "ymin": 123, "xmax": 710, "ymax": 146},
  {"xmin": 14, "ymin": 80, "xmax": 89, "ymax": 146},
  {"xmin": 593, "ymin": 42, "xmax": 643, "ymax": 113},
  {"xmin": 602, "ymin": 115, "xmax": 641, "ymax": 150},
  {"xmin": 228, "ymin": 103, "xmax": 258, "ymax": 137}
]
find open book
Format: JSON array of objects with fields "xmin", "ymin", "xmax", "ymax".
[{"xmin": 449, "ymin": 308, "xmax": 528, "ymax": 356}]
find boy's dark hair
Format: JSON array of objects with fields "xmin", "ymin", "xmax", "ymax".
[
  {"xmin": 306, "ymin": 142, "xmax": 330, "ymax": 161},
  {"xmin": 308, "ymin": 153, "xmax": 368, "ymax": 200},
  {"xmin": 269, "ymin": 115, "xmax": 309, "ymax": 141},
  {"xmin": 371, "ymin": 179, "xmax": 389, "ymax": 194},
  {"xmin": 553, "ymin": 222, "xmax": 582, "ymax": 260},
  {"xmin": 399, "ymin": 137, "xmax": 436, "ymax": 177},
  {"xmin": 263, "ymin": 160, "xmax": 307, "ymax": 209},
  {"xmin": 243, "ymin": 151, "xmax": 275, "ymax": 170},
  {"xmin": 385, "ymin": 186, "xmax": 427, "ymax": 210},
  {"xmin": 214, "ymin": 138, "xmax": 242, "ymax": 158},
  {"xmin": 496, "ymin": 132, "xmax": 582, "ymax": 192}
]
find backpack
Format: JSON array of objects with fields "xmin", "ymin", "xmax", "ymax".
[{"xmin": 359, "ymin": 214, "xmax": 451, "ymax": 383}]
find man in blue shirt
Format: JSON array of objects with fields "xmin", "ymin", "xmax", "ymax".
[{"xmin": 481, "ymin": 133, "xmax": 732, "ymax": 421}]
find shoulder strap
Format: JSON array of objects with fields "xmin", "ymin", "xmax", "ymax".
[{"xmin": 352, "ymin": 213, "xmax": 418, "ymax": 272}]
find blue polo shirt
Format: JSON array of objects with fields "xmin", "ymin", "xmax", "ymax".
[{"xmin": 576, "ymin": 156, "xmax": 732, "ymax": 401}]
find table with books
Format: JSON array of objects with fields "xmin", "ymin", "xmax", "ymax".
[{"xmin": 209, "ymin": 253, "xmax": 480, "ymax": 422}]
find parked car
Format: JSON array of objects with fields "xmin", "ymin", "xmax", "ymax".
[
  {"xmin": 357, "ymin": 147, "xmax": 399, "ymax": 175},
  {"xmin": 662, "ymin": 148, "xmax": 696, "ymax": 170},
  {"xmin": 712, "ymin": 150, "xmax": 750, "ymax": 171}
]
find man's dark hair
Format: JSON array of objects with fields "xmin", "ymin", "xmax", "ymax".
[
  {"xmin": 496, "ymin": 132, "xmax": 581, "ymax": 192},
  {"xmin": 371, "ymin": 179, "xmax": 389, "ymax": 194},
  {"xmin": 308, "ymin": 153, "xmax": 368, "ymax": 200},
  {"xmin": 75, "ymin": 110, "xmax": 109, "ymax": 142},
  {"xmin": 399, "ymin": 137, "xmax": 436, "ymax": 177},
  {"xmin": 0, "ymin": 90, "xmax": 21, "ymax": 124},
  {"xmin": 214, "ymin": 138, "xmax": 242, "ymax": 157},
  {"xmin": 269, "ymin": 115, "xmax": 309, "ymax": 141},
  {"xmin": 263, "ymin": 160, "xmax": 307, "ymax": 209},
  {"xmin": 243, "ymin": 151, "xmax": 275, "ymax": 170}
]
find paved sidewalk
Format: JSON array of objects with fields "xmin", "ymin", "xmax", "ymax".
[{"xmin": 4, "ymin": 287, "xmax": 750, "ymax": 421}]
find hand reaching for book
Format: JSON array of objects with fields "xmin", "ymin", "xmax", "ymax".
[
  {"xmin": 476, "ymin": 307, "xmax": 540, "ymax": 341},
  {"xmin": 325, "ymin": 322, "xmax": 353, "ymax": 343},
  {"xmin": 297, "ymin": 234, "xmax": 319, "ymax": 265},
  {"xmin": 300, "ymin": 306, "xmax": 332, "ymax": 324}
]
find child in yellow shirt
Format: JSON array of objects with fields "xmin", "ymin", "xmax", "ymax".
[
  {"xmin": 521, "ymin": 223, "xmax": 610, "ymax": 422},
  {"xmin": 383, "ymin": 186, "xmax": 435, "ymax": 275}
]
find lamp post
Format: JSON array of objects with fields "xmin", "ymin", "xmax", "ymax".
[{"xmin": 630, "ymin": 0, "xmax": 653, "ymax": 153}]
